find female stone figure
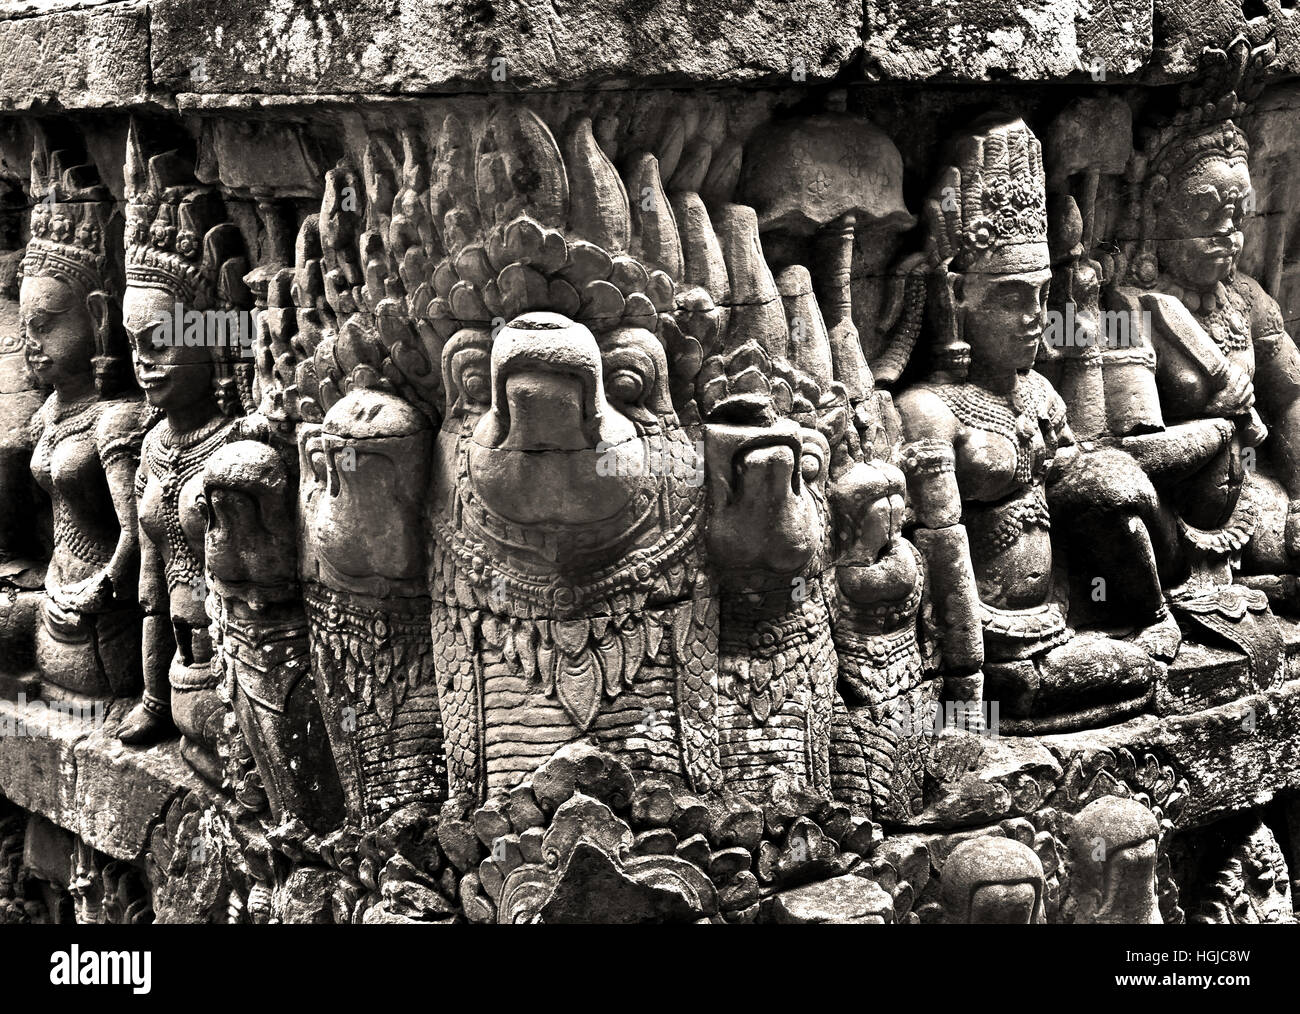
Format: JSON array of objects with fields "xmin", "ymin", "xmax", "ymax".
[
  {"xmin": 115, "ymin": 148, "xmax": 252, "ymax": 785},
  {"xmin": 0, "ymin": 240, "xmax": 50, "ymax": 676},
  {"xmin": 20, "ymin": 143, "xmax": 148, "ymax": 700},
  {"xmin": 896, "ymin": 114, "xmax": 1171, "ymax": 732}
]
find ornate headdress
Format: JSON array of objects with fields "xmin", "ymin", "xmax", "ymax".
[
  {"xmin": 22, "ymin": 139, "xmax": 115, "ymax": 298},
  {"xmin": 20, "ymin": 134, "xmax": 127, "ymax": 394},
  {"xmin": 123, "ymin": 123, "xmax": 253, "ymax": 414},
  {"xmin": 927, "ymin": 113, "xmax": 1050, "ymax": 276},
  {"xmin": 289, "ymin": 110, "xmax": 711, "ymax": 427},
  {"xmin": 921, "ymin": 114, "xmax": 1050, "ymax": 380},
  {"xmin": 271, "ymin": 104, "xmax": 851, "ymax": 452},
  {"xmin": 1121, "ymin": 37, "xmax": 1275, "ymax": 286},
  {"xmin": 1141, "ymin": 38, "xmax": 1270, "ymax": 182}
]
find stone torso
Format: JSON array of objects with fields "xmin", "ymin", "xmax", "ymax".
[
  {"xmin": 914, "ymin": 371, "xmax": 1065, "ymax": 610},
  {"xmin": 137, "ymin": 415, "xmax": 233, "ymax": 625},
  {"xmin": 31, "ymin": 395, "xmax": 143, "ymax": 588}
]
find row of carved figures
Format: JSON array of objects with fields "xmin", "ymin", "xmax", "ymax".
[{"xmin": 0, "ymin": 41, "xmax": 1295, "ymax": 873}]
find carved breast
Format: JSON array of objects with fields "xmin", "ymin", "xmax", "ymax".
[
  {"xmin": 32, "ymin": 399, "xmax": 117, "ymax": 581},
  {"xmin": 139, "ymin": 418, "xmax": 232, "ymax": 621}
]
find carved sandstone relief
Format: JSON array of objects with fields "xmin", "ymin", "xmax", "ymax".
[{"xmin": 0, "ymin": 31, "xmax": 1297, "ymax": 924}]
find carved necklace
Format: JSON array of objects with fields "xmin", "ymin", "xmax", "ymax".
[
  {"xmin": 933, "ymin": 381, "xmax": 1040, "ymax": 486},
  {"xmin": 148, "ymin": 413, "xmax": 231, "ymax": 592},
  {"xmin": 45, "ymin": 393, "xmax": 99, "ymax": 445},
  {"xmin": 50, "ymin": 390, "xmax": 98, "ymax": 422},
  {"xmin": 1162, "ymin": 278, "xmax": 1250, "ymax": 352}
]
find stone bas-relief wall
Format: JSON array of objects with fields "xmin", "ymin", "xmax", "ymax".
[{"xmin": 3, "ymin": 5, "xmax": 1300, "ymax": 926}]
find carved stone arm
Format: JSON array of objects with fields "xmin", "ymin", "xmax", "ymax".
[{"xmin": 901, "ymin": 438, "xmax": 984, "ymax": 701}]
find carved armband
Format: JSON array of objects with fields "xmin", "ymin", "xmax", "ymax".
[
  {"xmin": 901, "ymin": 438, "xmax": 961, "ymax": 529},
  {"xmin": 899, "ymin": 440, "xmax": 983, "ymax": 675}
]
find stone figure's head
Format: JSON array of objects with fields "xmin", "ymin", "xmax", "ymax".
[
  {"xmin": 300, "ymin": 387, "xmax": 432, "ymax": 590},
  {"xmin": 1143, "ymin": 122, "xmax": 1250, "ymax": 291},
  {"xmin": 926, "ymin": 114, "xmax": 1052, "ymax": 378},
  {"xmin": 19, "ymin": 139, "xmax": 126, "ymax": 397},
  {"xmin": 697, "ymin": 340, "xmax": 832, "ymax": 585},
  {"xmin": 122, "ymin": 141, "xmax": 251, "ymax": 419},
  {"xmin": 691, "ymin": 200, "xmax": 867, "ymax": 590},
  {"xmin": 1126, "ymin": 38, "xmax": 1274, "ymax": 292},
  {"xmin": 202, "ymin": 440, "xmax": 299, "ymax": 606},
  {"xmin": 941, "ymin": 836, "xmax": 1046, "ymax": 924},
  {"xmin": 1068, "ymin": 796, "xmax": 1162, "ymax": 924},
  {"xmin": 454, "ymin": 309, "xmax": 688, "ymax": 567}
]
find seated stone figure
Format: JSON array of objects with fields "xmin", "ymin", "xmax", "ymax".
[
  {"xmin": 896, "ymin": 113, "xmax": 1170, "ymax": 732},
  {"xmin": 1105, "ymin": 40, "xmax": 1295, "ymax": 689},
  {"xmin": 115, "ymin": 144, "xmax": 254, "ymax": 785},
  {"xmin": 20, "ymin": 140, "xmax": 149, "ymax": 702}
]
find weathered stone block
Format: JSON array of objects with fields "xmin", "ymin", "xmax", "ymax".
[
  {"xmin": 150, "ymin": 0, "xmax": 862, "ymax": 94},
  {"xmin": 0, "ymin": 4, "xmax": 150, "ymax": 110},
  {"xmin": 864, "ymin": 0, "xmax": 1152, "ymax": 81}
]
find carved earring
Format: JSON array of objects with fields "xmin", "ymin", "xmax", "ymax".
[
  {"xmin": 87, "ymin": 290, "xmax": 123, "ymax": 398},
  {"xmin": 1131, "ymin": 176, "xmax": 1166, "ymax": 287},
  {"xmin": 930, "ymin": 269, "xmax": 970, "ymax": 381},
  {"xmin": 1132, "ymin": 243, "xmax": 1160, "ymax": 288}
]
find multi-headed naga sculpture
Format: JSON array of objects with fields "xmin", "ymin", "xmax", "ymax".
[{"xmin": 217, "ymin": 104, "xmax": 926, "ymax": 823}]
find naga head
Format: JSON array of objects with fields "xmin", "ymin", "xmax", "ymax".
[
  {"xmin": 698, "ymin": 339, "xmax": 832, "ymax": 585},
  {"xmin": 425, "ymin": 109, "xmax": 710, "ymax": 621},
  {"xmin": 202, "ymin": 440, "xmax": 299, "ymax": 608},
  {"xmin": 459, "ymin": 311, "xmax": 688, "ymax": 554},
  {"xmin": 942, "ymin": 837, "xmax": 1046, "ymax": 924},
  {"xmin": 1068, "ymin": 796, "xmax": 1162, "ymax": 925},
  {"xmin": 300, "ymin": 388, "xmax": 432, "ymax": 594}
]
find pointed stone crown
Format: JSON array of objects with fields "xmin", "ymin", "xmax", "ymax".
[
  {"xmin": 1142, "ymin": 37, "xmax": 1272, "ymax": 184},
  {"xmin": 125, "ymin": 148, "xmax": 246, "ymax": 314},
  {"xmin": 931, "ymin": 113, "xmax": 1050, "ymax": 275},
  {"xmin": 22, "ymin": 143, "xmax": 115, "ymax": 298}
]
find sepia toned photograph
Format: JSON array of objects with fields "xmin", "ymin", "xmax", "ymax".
[{"xmin": 0, "ymin": 0, "xmax": 1292, "ymax": 992}]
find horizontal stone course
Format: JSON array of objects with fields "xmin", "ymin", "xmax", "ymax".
[{"xmin": 0, "ymin": 0, "xmax": 1299, "ymax": 109}]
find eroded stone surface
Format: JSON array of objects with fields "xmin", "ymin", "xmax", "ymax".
[{"xmin": 0, "ymin": 9, "xmax": 1298, "ymax": 931}]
